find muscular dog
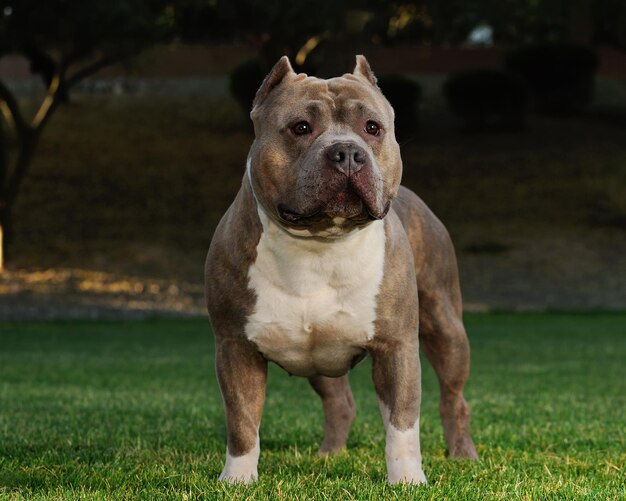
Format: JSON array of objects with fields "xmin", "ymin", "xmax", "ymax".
[{"xmin": 205, "ymin": 55, "xmax": 477, "ymax": 484}]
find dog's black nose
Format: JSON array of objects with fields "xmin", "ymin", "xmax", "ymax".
[{"xmin": 325, "ymin": 142, "xmax": 368, "ymax": 176}]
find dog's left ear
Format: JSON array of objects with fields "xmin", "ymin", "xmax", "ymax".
[{"xmin": 353, "ymin": 55, "xmax": 378, "ymax": 86}]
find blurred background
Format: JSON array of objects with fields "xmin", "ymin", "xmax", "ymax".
[{"xmin": 0, "ymin": 0, "xmax": 625, "ymax": 319}]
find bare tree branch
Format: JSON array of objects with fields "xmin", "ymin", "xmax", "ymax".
[
  {"xmin": 0, "ymin": 81, "xmax": 31, "ymax": 136},
  {"xmin": 31, "ymin": 73, "xmax": 63, "ymax": 129},
  {"xmin": 5, "ymin": 131, "xmax": 36, "ymax": 208}
]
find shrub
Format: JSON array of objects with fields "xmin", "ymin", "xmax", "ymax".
[
  {"xmin": 377, "ymin": 75, "xmax": 421, "ymax": 142},
  {"xmin": 443, "ymin": 68, "xmax": 528, "ymax": 131},
  {"xmin": 504, "ymin": 44, "xmax": 599, "ymax": 114},
  {"xmin": 229, "ymin": 58, "xmax": 266, "ymax": 117}
]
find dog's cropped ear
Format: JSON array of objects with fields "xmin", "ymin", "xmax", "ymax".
[
  {"xmin": 252, "ymin": 56, "xmax": 295, "ymax": 109},
  {"xmin": 353, "ymin": 55, "xmax": 377, "ymax": 86}
]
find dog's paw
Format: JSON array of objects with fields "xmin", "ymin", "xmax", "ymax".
[
  {"xmin": 318, "ymin": 447, "xmax": 345, "ymax": 456},
  {"xmin": 387, "ymin": 465, "xmax": 428, "ymax": 485},
  {"xmin": 219, "ymin": 448, "xmax": 259, "ymax": 484},
  {"xmin": 449, "ymin": 437, "xmax": 479, "ymax": 460},
  {"xmin": 218, "ymin": 468, "xmax": 258, "ymax": 484}
]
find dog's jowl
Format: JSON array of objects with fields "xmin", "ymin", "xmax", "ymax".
[{"xmin": 205, "ymin": 55, "xmax": 478, "ymax": 484}]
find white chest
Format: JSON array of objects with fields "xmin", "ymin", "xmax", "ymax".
[{"xmin": 244, "ymin": 209, "xmax": 386, "ymax": 377}]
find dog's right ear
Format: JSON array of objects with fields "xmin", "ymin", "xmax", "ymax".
[
  {"xmin": 353, "ymin": 55, "xmax": 378, "ymax": 87},
  {"xmin": 252, "ymin": 56, "xmax": 294, "ymax": 109}
]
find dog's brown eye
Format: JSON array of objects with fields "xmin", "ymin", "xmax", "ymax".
[
  {"xmin": 365, "ymin": 121, "xmax": 380, "ymax": 136},
  {"xmin": 292, "ymin": 121, "xmax": 312, "ymax": 135}
]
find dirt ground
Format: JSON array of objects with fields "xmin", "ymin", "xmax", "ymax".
[{"xmin": 1, "ymin": 78, "xmax": 625, "ymax": 320}]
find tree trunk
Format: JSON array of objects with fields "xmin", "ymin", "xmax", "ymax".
[
  {"xmin": 0, "ymin": 134, "xmax": 38, "ymax": 271},
  {"xmin": 0, "ymin": 199, "xmax": 10, "ymax": 271},
  {"xmin": 0, "ymin": 119, "xmax": 7, "ymax": 271}
]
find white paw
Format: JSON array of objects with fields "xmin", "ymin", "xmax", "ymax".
[
  {"xmin": 218, "ymin": 440, "xmax": 260, "ymax": 484},
  {"xmin": 381, "ymin": 411, "xmax": 427, "ymax": 486},
  {"xmin": 387, "ymin": 462, "xmax": 428, "ymax": 485},
  {"xmin": 218, "ymin": 468, "xmax": 258, "ymax": 484}
]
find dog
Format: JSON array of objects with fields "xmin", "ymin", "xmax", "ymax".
[{"xmin": 205, "ymin": 55, "xmax": 477, "ymax": 484}]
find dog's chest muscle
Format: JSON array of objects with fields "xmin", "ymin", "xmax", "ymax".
[{"xmin": 245, "ymin": 212, "xmax": 386, "ymax": 377}]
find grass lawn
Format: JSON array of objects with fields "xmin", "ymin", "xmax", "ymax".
[{"xmin": 1, "ymin": 313, "xmax": 624, "ymax": 499}]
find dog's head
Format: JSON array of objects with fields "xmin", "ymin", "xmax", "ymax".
[{"xmin": 248, "ymin": 55, "xmax": 402, "ymax": 237}]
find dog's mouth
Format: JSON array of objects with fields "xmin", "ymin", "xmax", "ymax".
[
  {"xmin": 324, "ymin": 189, "xmax": 366, "ymax": 218},
  {"xmin": 274, "ymin": 168, "xmax": 391, "ymax": 234},
  {"xmin": 277, "ymin": 188, "xmax": 390, "ymax": 229}
]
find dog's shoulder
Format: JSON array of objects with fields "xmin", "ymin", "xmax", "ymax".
[{"xmin": 205, "ymin": 176, "xmax": 262, "ymax": 327}]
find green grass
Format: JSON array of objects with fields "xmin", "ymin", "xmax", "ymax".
[{"xmin": 1, "ymin": 314, "xmax": 624, "ymax": 499}]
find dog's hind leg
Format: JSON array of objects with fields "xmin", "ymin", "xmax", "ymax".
[
  {"xmin": 419, "ymin": 290, "xmax": 478, "ymax": 459},
  {"xmin": 308, "ymin": 374, "xmax": 356, "ymax": 454}
]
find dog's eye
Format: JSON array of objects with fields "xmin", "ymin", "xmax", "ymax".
[
  {"xmin": 365, "ymin": 121, "xmax": 381, "ymax": 136},
  {"xmin": 291, "ymin": 121, "xmax": 312, "ymax": 136}
]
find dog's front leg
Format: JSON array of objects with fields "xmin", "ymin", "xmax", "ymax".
[
  {"xmin": 370, "ymin": 337, "xmax": 427, "ymax": 485},
  {"xmin": 215, "ymin": 336, "xmax": 267, "ymax": 483}
]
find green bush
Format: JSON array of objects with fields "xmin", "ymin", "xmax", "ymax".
[
  {"xmin": 504, "ymin": 44, "xmax": 599, "ymax": 114},
  {"xmin": 443, "ymin": 68, "xmax": 528, "ymax": 131},
  {"xmin": 377, "ymin": 75, "xmax": 421, "ymax": 142}
]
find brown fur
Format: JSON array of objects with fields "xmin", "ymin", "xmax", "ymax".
[
  {"xmin": 308, "ymin": 375, "xmax": 356, "ymax": 453},
  {"xmin": 247, "ymin": 63, "xmax": 401, "ymax": 231},
  {"xmin": 291, "ymin": 193, "xmax": 477, "ymax": 456},
  {"xmin": 368, "ymin": 210, "xmax": 421, "ymax": 431},
  {"xmin": 205, "ymin": 178, "xmax": 267, "ymax": 457},
  {"xmin": 205, "ymin": 56, "xmax": 477, "ymax": 481},
  {"xmin": 394, "ymin": 186, "xmax": 477, "ymax": 458}
]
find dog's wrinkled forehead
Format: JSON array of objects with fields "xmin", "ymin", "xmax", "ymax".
[
  {"xmin": 250, "ymin": 56, "xmax": 394, "ymax": 131},
  {"xmin": 288, "ymin": 78, "xmax": 390, "ymax": 129}
]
